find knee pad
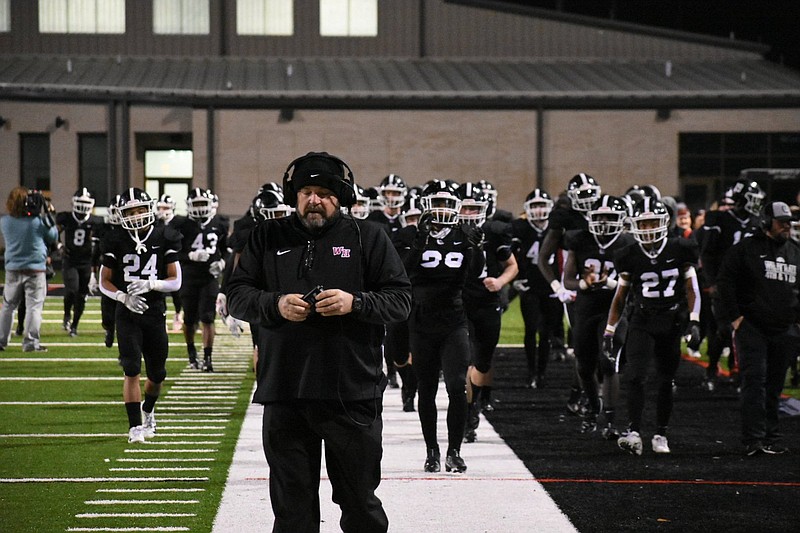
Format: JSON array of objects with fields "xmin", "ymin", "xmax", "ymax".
[
  {"xmin": 120, "ymin": 357, "xmax": 142, "ymax": 378},
  {"xmin": 146, "ymin": 366, "xmax": 167, "ymax": 384}
]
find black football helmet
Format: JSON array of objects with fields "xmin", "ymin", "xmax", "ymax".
[
  {"xmin": 72, "ymin": 188, "xmax": 95, "ymax": 220},
  {"xmin": 456, "ymin": 182, "xmax": 489, "ymax": 225},
  {"xmin": 421, "ymin": 180, "xmax": 461, "ymax": 225},
  {"xmin": 117, "ymin": 188, "xmax": 155, "ymax": 231},
  {"xmin": 567, "ymin": 173, "xmax": 602, "ymax": 212},
  {"xmin": 350, "ymin": 184, "xmax": 371, "ymax": 220},
  {"xmin": 589, "ymin": 195, "xmax": 628, "ymax": 240},
  {"xmin": 364, "ymin": 186, "xmax": 383, "ymax": 212},
  {"xmin": 187, "ymin": 188, "xmax": 214, "ymax": 222},
  {"xmin": 400, "ymin": 196, "xmax": 423, "ymax": 227},
  {"xmin": 476, "ymin": 180, "xmax": 498, "ymax": 217},
  {"xmin": 250, "ymin": 189, "xmax": 291, "ymax": 222},
  {"xmin": 258, "ymin": 182, "xmax": 284, "ymax": 197},
  {"xmin": 629, "ymin": 197, "xmax": 670, "ymax": 254},
  {"xmin": 156, "ymin": 194, "xmax": 176, "ymax": 221},
  {"xmin": 728, "ymin": 179, "xmax": 765, "ymax": 216},
  {"xmin": 523, "ymin": 188, "xmax": 553, "ymax": 222},
  {"xmin": 379, "ymin": 174, "xmax": 407, "ymax": 208}
]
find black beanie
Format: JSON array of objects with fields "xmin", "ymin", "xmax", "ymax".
[{"xmin": 291, "ymin": 153, "xmax": 346, "ymax": 198}]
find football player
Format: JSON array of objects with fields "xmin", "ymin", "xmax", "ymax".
[
  {"xmin": 459, "ymin": 182, "xmax": 518, "ymax": 443},
  {"xmin": 698, "ymin": 179, "xmax": 764, "ymax": 390},
  {"xmin": 56, "ymin": 188, "xmax": 102, "ymax": 336},
  {"xmin": 349, "ymin": 184, "xmax": 371, "ymax": 220},
  {"xmin": 172, "ymin": 188, "xmax": 229, "ymax": 371},
  {"xmin": 510, "ymin": 188, "xmax": 564, "ymax": 389},
  {"xmin": 396, "ymin": 180, "xmax": 485, "ymax": 473},
  {"xmin": 98, "ymin": 188, "xmax": 182, "ymax": 443},
  {"xmin": 562, "ymin": 195, "xmax": 633, "ymax": 438},
  {"xmin": 606, "ymin": 197, "xmax": 700, "ymax": 455}
]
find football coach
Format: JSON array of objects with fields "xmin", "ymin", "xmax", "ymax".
[{"xmin": 226, "ymin": 152, "xmax": 411, "ymax": 533}]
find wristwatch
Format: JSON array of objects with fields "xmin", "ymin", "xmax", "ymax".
[{"xmin": 351, "ymin": 292, "xmax": 364, "ymax": 314}]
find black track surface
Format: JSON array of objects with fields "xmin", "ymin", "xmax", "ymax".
[{"xmin": 479, "ymin": 348, "xmax": 800, "ymax": 533}]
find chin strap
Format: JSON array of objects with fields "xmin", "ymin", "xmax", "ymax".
[{"xmin": 128, "ymin": 227, "xmax": 153, "ymax": 254}]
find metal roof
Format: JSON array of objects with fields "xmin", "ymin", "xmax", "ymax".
[{"xmin": 1, "ymin": 55, "xmax": 799, "ymax": 109}]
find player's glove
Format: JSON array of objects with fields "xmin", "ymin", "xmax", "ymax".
[
  {"xmin": 127, "ymin": 279, "xmax": 155, "ymax": 296},
  {"xmin": 464, "ymin": 223, "xmax": 485, "ymax": 248},
  {"xmin": 88, "ymin": 272, "xmax": 99, "ymax": 295},
  {"xmin": 686, "ymin": 320, "xmax": 702, "ymax": 350},
  {"xmin": 116, "ymin": 291, "xmax": 148, "ymax": 314},
  {"xmin": 556, "ymin": 286, "xmax": 574, "ymax": 303},
  {"xmin": 413, "ymin": 213, "xmax": 433, "ymax": 249},
  {"xmin": 512, "ymin": 279, "xmax": 530, "ymax": 293},
  {"xmin": 224, "ymin": 316, "xmax": 245, "ymax": 338},
  {"xmin": 215, "ymin": 293, "xmax": 228, "ymax": 318},
  {"xmin": 188, "ymin": 249, "xmax": 210, "ymax": 262},
  {"xmin": 599, "ymin": 334, "xmax": 616, "ymax": 375},
  {"xmin": 209, "ymin": 259, "xmax": 225, "ymax": 278}
]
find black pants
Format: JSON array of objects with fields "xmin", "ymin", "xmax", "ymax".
[
  {"xmin": 465, "ymin": 301, "xmax": 502, "ymax": 374},
  {"xmin": 519, "ymin": 290, "xmax": 562, "ymax": 379},
  {"xmin": 623, "ymin": 310, "xmax": 683, "ymax": 433},
  {"xmin": 262, "ymin": 400, "xmax": 387, "ymax": 533},
  {"xmin": 734, "ymin": 320, "xmax": 798, "ymax": 446}
]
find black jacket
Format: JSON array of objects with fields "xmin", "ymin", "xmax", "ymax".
[
  {"xmin": 226, "ymin": 213, "xmax": 411, "ymax": 403},
  {"xmin": 717, "ymin": 231, "xmax": 800, "ymax": 335}
]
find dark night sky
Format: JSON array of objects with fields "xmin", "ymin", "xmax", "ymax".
[{"xmin": 498, "ymin": 0, "xmax": 799, "ymax": 69}]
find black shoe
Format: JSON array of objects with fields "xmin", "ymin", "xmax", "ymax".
[
  {"xmin": 463, "ymin": 429, "xmax": 477, "ymax": 443},
  {"xmin": 746, "ymin": 442, "xmax": 765, "ymax": 456},
  {"xmin": 601, "ymin": 423, "xmax": 620, "ymax": 441},
  {"xmin": 481, "ymin": 399, "xmax": 496, "ymax": 413},
  {"xmin": 203, "ymin": 355, "xmax": 214, "ymax": 372},
  {"xmin": 62, "ymin": 317, "xmax": 71, "ymax": 331},
  {"xmin": 762, "ymin": 443, "xmax": 789, "ymax": 455},
  {"xmin": 69, "ymin": 328, "xmax": 78, "ymax": 337},
  {"xmin": 188, "ymin": 353, "xmax": 200, "ymax": 370},
  {"xmin": 387, "ymin": 372, "xmax": 400, "ymax": 389},
  {"xmin": 445, "ymin": 449, "xmax": 467, "ymax": 473},
  {"xmin": 104, "ymin": 330, "xmax": 114, "ymax": 348},
  {"xmin": 580, "ymin": 414, "xmax": 598, "ymax": 434},
  {"xmin": 424, "ymin": 448, "xmax": 441, "ymax": 473},
  {"xmin": 402, "ymin": 394, "xmax": 415, "ymax": 412},
  {"xmin": 466, "ymin": 404, "xmax": 480, "ymax": 432},
  {"xmin": 14, "ymin": 325, "xmax": 23, "ymax": 336},
  {"xmin": 23, "ymin": 345, "xmax": 48, "ymax": 353}
]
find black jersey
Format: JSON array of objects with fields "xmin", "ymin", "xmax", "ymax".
[
  {"xmin": 397, "ymin": 224, "xmax": 484, "ymax": 323},
  {"xmin": 700, "ymin": 209, "xmax": 759, "ymax": 285},
  {"xmin": 366, "ymin": 210, "xmax": 403, "ymax": 237},
  {"xmin": 613, "ymin": 237, "xmax": 699, "ymax": 313},
  {"xmin": 172, "ymin": 214, "xmax": 230, "ymax": 283},
  {"xmin": 229, "ymin": 215, "xmax": 257, "ymax": 254},
  {"xmin": 510, "ymin": 218, "xmax": 557, "ymax": 295},
  {"xmin": 100, "ymin": 224, "xmax": 182, "ymax": 316},
  {"xmin": 548, "ymin": 206, "xmax": 589, "ymax": 239},
  {"xmin": 57, "ymin": 212, "xmax": 102, "ymax": 267},
  {"xmin": 464, "ymin": 219, "xmax": 513, "ymax": 303},
  {"xmin": 564, "ymin": 230, "xmax": 635, "ymax": 315}
]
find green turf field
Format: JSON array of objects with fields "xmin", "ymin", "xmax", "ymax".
[{"xmin": 0, "ymin": 295, "xmax": 255, "ymax": 533}]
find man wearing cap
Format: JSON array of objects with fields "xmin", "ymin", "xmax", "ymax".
[
  {"xmin": 717, "ymin": 201, "xmax": 800, "ymax": 456},
  {"xmin": 226, "ymin": 152, "xmax": 411, "ymax": 532}
]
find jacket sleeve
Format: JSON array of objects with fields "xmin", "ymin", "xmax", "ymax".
[
  {"xmin": 225, "ymin": 226, "xmax": 285, "ymax": 327},
  {"xmin": 716, "ymin": 241, "xmax": 744, "ymax": 323},
  {"xmin": 359, "ymin": 224, "xmax": 412, "ymax": 325}
]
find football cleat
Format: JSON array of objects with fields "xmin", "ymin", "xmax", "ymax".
[
  {"xmin": 445, "ymin": 449, "xmax": 467, "ymax": 473},
  {"xmin": 128, "ymin": 425, "xmax": 146, "ymax": 444},
  {"xmin": 69, "ymin": 328, "xmax": 78, "ymax": 337},
  {"xmin": 62, "ymin": 317, "xmax": 71, "ymax": 331},
  {"xmin": 601, "ymin": 423, "xmax": 620, "ymax": 441},
  {"xmin": 401, "ymin": 390, "xmax": 415, "ymax": 412},
  {"xmin": 580, "ymin": 414, "xmax": 598, "ymax": 434},
  {"xmin": 651, "ymin": 434, "xmax": 671, "ymax": 454},
  {"xmin": 618, "ymin": 431, "xmax": 643, "ymax": 456},
  {"xmin": 142, "ymin": 408, "xmax": 156, "ymax": 439},
  {"xmin": 188, "ymin": 351, "xmax": 200, "ymax": 370},
  {"xmin": 203, "ymin": 355, "xmax": 214, "ymax": 373},
  {"xmin": 104, "ymin": 329, "xmax": 114, "ymax": 348},
  {"xmin": 423, "ymin": 448, "xmax": 441, "ymax": 473}
]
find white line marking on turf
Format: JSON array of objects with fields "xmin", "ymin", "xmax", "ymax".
[
  {"xmin": 85, "ymin": 499, "xmax": 199, "ymax": 505},
  {"xmin": 108, "ymin": 467, "xmax": 211, "ymax": 472},
  {"xmin": 67, "ymin": 528, "xmax": 190, "ymax": 532},
  {"xmin": 0, "ymin": 433, "xmax": 123, "ymax": 438},
  {"xmin": 0, "ymin": 378, "xmax": 118, "ymax": 381},
  {"xmin": 124, "ymin": 449, "xmax": 218, "ymax": 453},
  {"xmin": 96, "ymin": 489, "xmax": 206, "ymax": 493},
  {"xmin": 0, "ymin": 358, "xmax": 117, "ymax": 362},
  {"xmin": 115, "ymin": 458, "xmax": 215, "ymax": 462},
  {"xmin": 76, "ymin": 513, "xmax": 197, "ymax": 518}
]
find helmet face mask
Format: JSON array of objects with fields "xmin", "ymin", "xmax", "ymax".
[
  {"xmin": 118, "ymin": 189, "xmax": 155, "ymax": 231},
  {"xmin": 251, "ymin": 190, "xmax": 291, "ymax": 222},
  {"xmin": 379, "ymin": 174, "xmax": 407, "ymax": 209},
  {"xmin": 588, "ymin": 195, "xmax": 627, "ymax": 240},
  {"xmin": 187, "ymin": 188, "xmax": 214, "ymax": 222},
  {"xmin": 349, "ymin": 185, "xmax": 370, "ymax": 219},
  {"xmin": 400, "ymin": 196, "xmax": 423, "ymax": 227},
  {"xmin": 423, "ymin": 193, "xmax": 461, "ymax": 225},
  {"xmin": 523, "ymin": 189, "xmax": 553, "ymax": 222},
  {"xmin": 568, "ymin": 173, "xmax": 601, "ymax": 212},
  {"xmin": 456, "ymin": 183, "xmax": 489, "ymax": 226},
  {"xmin": 156, "ymin": 194, "xmax": 176, "ymax": 221},
  {"xmin": 630, "ymin": 198, "xmax": 669, "ymax": 253},
  {"xmin": 72, "ymin": 188, "xmax": 95, "ymax": 219},
  {"xmin": 729, "ymin": 180, "xmax": 765, "ymax": 216}
]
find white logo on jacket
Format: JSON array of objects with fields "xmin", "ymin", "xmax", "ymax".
[{"xmin": 764, "ymin": 256, "xmax": 796, "ymax": 283}]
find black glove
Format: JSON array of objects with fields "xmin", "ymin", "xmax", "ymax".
[
  {"xmin": 599, "ymin": 334, "xmax": 616, "ymax": 375},
  {"xmin": 686, "ymin": 320, "xmax": 702, "ymax": 350},
  {"xmin": 464, "ymin": 223, "xmax": 484, "ymax": 248},
  {"xmin": 414, "ymin": 213, "xmax": 432, "ymax": 249}
]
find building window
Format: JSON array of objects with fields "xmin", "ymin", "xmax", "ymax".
[
  {"xmin": 20, "ymin": 134, "xmax": 51, "ymax": 192},
  {"xmin": 237, "ymin": 0, "xmax": 293, "ymax": 35},
  {"xmin": 153, "ymin": 0, "xmax": 209, "ymax": 35},
  {"xmin": 320, "ymin": 0, "xmax": 377, "ymax": 37},
  {"xmin": 0, "ymin": 0, "xmax": 10, "ymax": 32},
  {"xmin": 39, "ymin": 0, "xmax": 125, "ymax": 34},
  {"xmin": 680, "ymin": 132, "xmax": 800, "ymax": 209},
  {"xmin": 80, "ymin": 134, "xmax": 110, "ymax": 206}
]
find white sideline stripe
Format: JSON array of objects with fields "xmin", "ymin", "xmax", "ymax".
[
  {"xmin": 108, "ymin": 467, "xmax": 211, "ymax": 472},
  {"xmin": 96, "ymin": 489, "xmax": 206, "ymax": 493},
  {"xmin": 76, "ymin": 513, "xmax": 197, "ymax": 518},
  {"xmin": 0, "ymin": 477, "xmax": 209, "ymax": 483},
  {"xmin": 66, "ymin": 526, "xmax": 190, "ymax": 531},
  {"xmin": 158, "ymin": 426, "xmax": 226, "ymax": 430},
  {"xmin": 156, "ymin": 413, "xmax": 230, "ymax": 417},
  {"xmin": 0, "ymin": 358, "xmax": 117, "ymax": 362},
  {"xmin": 115, "ymin": 458, "xmax": 215, "ymax": 463},
  {"xmin": 86, "ymin": 499, "xmax": 199, "ymax": 505},
  {"xmin": 0, "ymin": 433, "xmax": 122, "ymax": 438},
  {"xmin": 142, "ymin": 419, "xmax": 226, "ymax": 423},
  {"xmin": 127, "ymin": 441, "xmax": 220, "ymax": 445},
  {"xmin": 153, "ymin": 432, "xmax": 224, "ymax": 437},
  {"xmin": 159, "ymin": 398, "xmax": 236, "ymax": 402},
  {"xmin": 213, "ymin": 386, "xmax": 577, "ymax": 533},
  {"xmin": 157, "ymin": 407, "xmax": 233, "ymax": 411}
]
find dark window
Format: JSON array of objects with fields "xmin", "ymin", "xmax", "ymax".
[
  {"xmin": 679, "ymin": 133, "xmax": 721, "ymax": 155},
  {"xmin": 20, "ymin": 134, "xmax": 50, "ymax": 191},
  {"xmin": 80, "ymin": 134, "xmax": 110, "ymax": 205}
]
